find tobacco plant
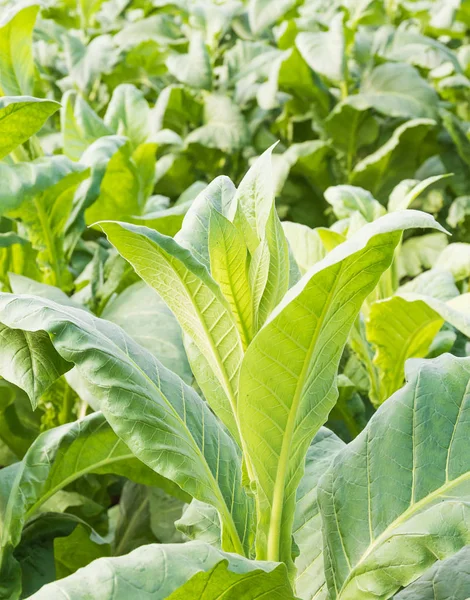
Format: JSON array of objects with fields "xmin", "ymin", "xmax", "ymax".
[{"xmin": 0, "ymin": 148, "xmax": 470, "ymax": 599}]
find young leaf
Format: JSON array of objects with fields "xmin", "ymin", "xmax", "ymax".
[
  {"xmin": 27, "ymin": 541, "xmax": 295, "ymax": 600},
  {"xmin": 237, "ymin": 210, "xmax": 446, "ymax": 567},
  {"xmin": 0, "ymin": 97, "xmax": 59, "ymax": 160},
  {"xmin": 61, "ymin": 91, "xmax": 112, "ymax": 161},
  {"xmin": 318, "ymin": 354, "xmax": 470, "ymax": 599},
  {"xmin": 209, "ymin": 210, "xmax": 253, "ymax": 348},
  {"xmin": 99, "ymin": 221, "xmax": 244, "ymax": 444},
  {"xmin": 0, "ymin": 295, "xmax": 251, "ymax": 556},
  {"xmin": 104, "ymin": 84, "xmax": 150, "ymax": 149}
]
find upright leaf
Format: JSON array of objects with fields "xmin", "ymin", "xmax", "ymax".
[
  {"xmin": 238, "ymin": 211, "xmax": 446, "ymax": 567},
  {"xmin": 0, "ymin": 97, "xmax": 59, "ymax": 160},
  {"xmin": 0, "ymin": 3, "xmax": 39, "ymax": 96},
  {"xmin": 99, "ymin": 222, "xmax": 244, "ymax": 444}
]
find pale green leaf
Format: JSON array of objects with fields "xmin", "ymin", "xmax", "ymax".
[
  {"xmin": 293, "ymin": 428, "xmax": 345, "ymax": 600},
  {"xmin": 435, "ymin": 243, "xmax": 470, "ymax": 281},
  {"xmin": 27, "ymin": 542, "xmax": 294, "ymax": 600},
  {"xmin": 351, "ymin": 119, "xmax": 436, "ymax": 199},
  {"xmin": 0, "ymin": 295, "xmax": 252, "ymax": 555},
  {"xmin": 167, "ymin": 32, "xmax": 212, "ymax": 90},
  {"xmin": 0, "ymin": 97, "xmax": 59, "ymax": 160},
  {"xmin": 104, "ymin": 84, "xmax": 150, "ymax": 149},
  {"xmin": 238, "ymin": 210, "xmax": 446, "ymax": 567},
  {"xmin": 102, "ymin": 280, "xmax": 191, "ymax": 383},
  {"xmin": 0, "ymin": 3, "xmax": 39, "ymax": 96},
  {"xmin": 209, "ymin": 210, "xmax": 252, "ymax": 348},
  {"xmin": 367, "ymin": 293, "xmax": 470, "ymax": 405},
  {"xmin": 296, "ymin": 13, "xmax": 346, "ymax": 83},
  {"xmin": 98, "ymin": 221, "xmax": 244, "ymax": 444},
  {"xmin": 318, "ymin": 354, "xmax": 470, "ymax": 599}
]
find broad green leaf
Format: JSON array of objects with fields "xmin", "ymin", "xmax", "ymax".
[
  {"xmin": 131, "ymin": 200, "xmax": 191, "ymax": 237},
  {"xmin": 398, "ymin": 268, "xmax": 459, "ymax": 301},
  {"xmin": 0, "ymin": 295, "xmax": 252, "ymax": 555},
  {"xmin": 436, "ymin": 243, "xmax": 470, "ymax": 281},
  {"xmin": 367, "ymin": 293, "xmax": 470, "ymax": 405},
  {"xmin": 0, "ymin": 411, "xmax": 174, "ymax": 600},
  {"xmin": 345, "ymin": 63, "xmax": 439, "ymax": 120},
  {"xmin": 85, "ymin": 141, "xmax": 155, "ymax": 225},
  {"xmin": 238, "ymin": 210, "xmax": 446, "ymax": 567},
  {"xmin": 61, "ymin": 91, "xmax": 112, "ymax": 161},
  {"xmin": 249, "ymin": 0, "xmax": 296, "ymax": 34},
  {"xmin": 9, "ymin": 273, "xmax": 86, "ymax": 310},
  {"xmin": 186, "ymin": 94, "xmax": 249, "ymax": 153},
  {"xmin": 397, "ymin": 232, "xmax": 448, "ymax": 279},
  {"xmin": 351, "ymin": 119, "xmax": 436, "ymax": 199},
  {"xmin": 447, "ymin": 195, "xmax": 470, "ymax": 230},
  {"xmin": 99, "ymin": 221, "xmax": 243, "ymax": 443},
  {"xmin": 102, "ymin": 280, "xmax": 191, "ymax": 383},
  {"xmin": 0, "ymin": 3, "xmax": 39, "ymax": 96},
  {"xmin": 394, "ymin": 546, "xmax": 470, "ymax": 600},
  {"xmin": 0, "ymin": 324, "xmax": 70, "ymax": 409},
  {"xmin": 296, "ymin": 13, "xmax": 346, "ymax": 83},
  {"xmin": 104, "ymin": 84, "xmax": 150, "ymax": 149},
  {"xmin": 318, "ymin": 354, "xmax": 470, "ymax": 599},
  {"xmin": 324, "ymin": 185, "xmax": 385, "ymax": 222},
  {"xmin": 209, "ymin": 210, "xmax": 252, "ymax": 348},
  {"xmin": 0, "ymin": 156, "xmax": 87, "ymax": 217},
  {"xmin": 0, "ymin": 97, "xmax": 59, "ymax": 160},
  {"xmin": 167, "ymin": 32, "xmax": 212, "ymax": 90},
  {"xmin": 293, "ymin": 428, "xmax": 345, "ymax": 600},
  {"xmin": 27, "ymin": 541, "xmax": 295, "ymax": 600},
  {"xmin": 7, "ymin": 167, "xmax": 90, "ymax": 288}
]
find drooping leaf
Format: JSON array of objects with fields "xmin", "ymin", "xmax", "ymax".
[
  {"xmin": 435, "ymin": 243, "xmax": 470, "ymax": 281},
  {"xmin": 0, "ymin": 410, "xmax": 176, "ymax": 600},
  {"xmin": 238, "ymin": 210, "xmax": 446, "ymax": 567},
  {"xmin": 27, "ymin": 541, "xmax": 295, "ymax": 600},
  {"xmin": 351, "ymin": 119, "xmax": 436, "ymax": 200},
  {"xmin": 318, "ymin": 354, "xmax": 470, "ymax": 599},
  {"xmin": 397, "ymin": 232, "xmax": 448, "ymax": 279},
  {"xmin": 0, "ymin": 295, "xmax": 252, "ymax": 556}
]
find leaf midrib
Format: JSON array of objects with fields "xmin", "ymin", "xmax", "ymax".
[{"xmin": 338, "ymin": 468, "xmax": 470, "ymax": 596}]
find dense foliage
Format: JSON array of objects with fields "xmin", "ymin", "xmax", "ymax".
[{"xmin": 1, "ymin": 0, "xmax": 470, "ymax": 598}]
